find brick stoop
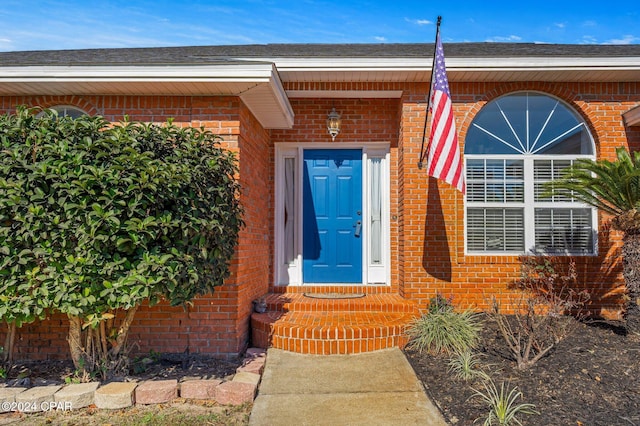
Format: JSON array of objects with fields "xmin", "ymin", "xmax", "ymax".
[{"xmin": 251, "ymin": 292, "xmax": 420, "ymax": 355}]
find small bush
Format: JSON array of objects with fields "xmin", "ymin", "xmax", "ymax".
[
  {"xmin": 489, "ymin": 259, "xmax": 590, "ymax": 370},
  {"xmin": 471, "ymin": 378, "xmax": 538, "ymax": 426},
  {"xmin": 406, "ymin": 296, "xmax": 483, "ymax": 355}
]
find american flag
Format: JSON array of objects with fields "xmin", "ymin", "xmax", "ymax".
[{"xmin": 427, "ymin": 32, "xmax": 465, "ymax": 193}]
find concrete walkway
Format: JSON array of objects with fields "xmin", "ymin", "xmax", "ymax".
[{"xmin": 249, "ymin": 348, "xmax": 448, "ymax": 426}]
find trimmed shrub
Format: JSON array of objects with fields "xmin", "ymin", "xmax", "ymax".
[{"xmin": 0, "ymin": 107, "xmax": 243, "ymax": 374}]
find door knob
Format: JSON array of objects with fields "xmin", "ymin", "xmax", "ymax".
[{"xmin": 354, "ymin": 220, "xmax": 362, "ymax": 238}]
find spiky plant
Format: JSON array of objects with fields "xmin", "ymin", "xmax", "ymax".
[
  {"xmin": 405, "ymin": 302, "xmax": 483, "ymax": 355},
  {"xmin": 471, "ymin": 378, "xmax": 538, "ymax": 426},
  {"xmin": 448, "ymin": 351, "xmax": 488, "ymax": 381},
  {"xmin": 544, "ymin": 147, "xmax": 640, "ymax": 334}
]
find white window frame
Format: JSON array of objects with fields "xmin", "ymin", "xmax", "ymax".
[
  {"xmin": 464, "ymin": 154, "xmax": 598, "ymax": 255},
  {"xmin": 464, "ymin": 91, "xmax": 598, "ymax": 256},
  {"xmin": 274, "ymin": 142, "xmax": 391, "ymax": 285}
]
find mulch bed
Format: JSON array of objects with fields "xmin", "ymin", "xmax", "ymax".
[
  {"xmin": 404, "ymin": 318, "xmax": 640, "ymax": 426},
  {"xmin": 3, "ymin": 353, "xmax": 243, "ymax": 387}
]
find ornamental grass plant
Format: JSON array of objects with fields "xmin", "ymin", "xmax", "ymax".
[
  {"xmin": 406, "ymin": 295, "xmax": 483, "ymax": 355},
  {"xmin": 471, "ymin": 378, "xmax": 538, "ymax": 426},
  {"xmin": 447, "ymin": 350, "xmax": 489, "ymax": 382}
]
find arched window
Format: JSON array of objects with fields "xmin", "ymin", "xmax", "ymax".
[
  {"xmin": 37, "ymin": 105, "xmax": 87, "ymax": 119},
  {"xmin": 464, "ymin": 92, "xmax": 596, "ymax": 254}
]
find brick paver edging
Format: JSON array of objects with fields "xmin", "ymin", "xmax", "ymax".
[{"xmin": 0, "ymin": 348, "xmax": 266, "ymax": 413}]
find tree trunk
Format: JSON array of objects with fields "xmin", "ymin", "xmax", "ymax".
[
  {"xmin": 100, "ymin": 321, "xmax": 108, "ymax": 356},
  {"xmin": 108, "ymin": 306, "xmax": 138, "ymax": 358},
  {"xmin": 622, "ymin": 231, "xmax": 640, "ymax": 335},
  {"xmin": 67, "ymin": 315, "xmax": 87, "ymax": 370},
  {"xmin": 3, "ymin": 323, "xmax": 16, "ymax": 365}
]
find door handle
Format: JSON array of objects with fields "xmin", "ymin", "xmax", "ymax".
[{"xmin": 354, "ymin": 220, "xmax": 362, "ymax": 238}]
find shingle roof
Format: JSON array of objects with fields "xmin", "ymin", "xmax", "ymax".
[{"xmin": 2, "ymin": 43, "xmax": 640, "ymax": 66}]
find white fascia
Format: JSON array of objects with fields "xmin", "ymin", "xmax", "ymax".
[
  {"xmin": 0, "ymin": 62, "xmax": 295, "ymax": 129},
  {"xmin": 445, "ymin": 56, "xmax": 640, "ymax": 71},
  {"xmin": 0, "ymin": 63, "xmax": 277, "ymax": 82},
  {"xmin": 249, "ymin": 56, "xmax": 640, "ymax": 73}
]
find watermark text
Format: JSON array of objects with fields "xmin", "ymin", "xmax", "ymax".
[{"xmin": 1, "ymin": 401, "xmax": 73, "ymax": 412}]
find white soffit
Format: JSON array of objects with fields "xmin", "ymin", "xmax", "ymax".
[
  {"xmin": 261, "ymin": 56, "xmax": 640, "ymax": 83},
  {"xmin": 239, "ymin": 68, "xmax": 294, "ymax": 128},
  {"xmin": 0, "ymin": 63, "xmax": 294, "ymax": 129},
  {"xmin": 623, "ymin": 105, "xmax": 640, "ymax": 126}
]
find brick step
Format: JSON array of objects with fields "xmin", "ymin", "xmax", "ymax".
[
  {"xmin": 251, "ymin": 293, "xmax": 420, "ymax": 355},
  {"xmin": 261, "ymin": 292, "xmax": 419, "ymax": 313}
]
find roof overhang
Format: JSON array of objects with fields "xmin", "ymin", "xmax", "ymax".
[
  {"xmin": 271, "ymin": 56, "xmax": 640, "ymax": 83},
  {"xmin": 229, "ymin": 55, "xmax": 640, "ymax": 99},
  {"xmin": 0, "ymin": 63, "xmax": 294, "ymax": 129},
  {"xmin": 623, "ymin": 105, "xmax": 640, "ymax": 126},
  {"xmin": 1, "ymin": 49, "xmax": 639, "ymax": 117}
]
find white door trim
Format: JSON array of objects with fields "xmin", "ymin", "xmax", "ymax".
[{"xmin": 274, "ymin": 142, "xmax": 391, "ymax": 286}]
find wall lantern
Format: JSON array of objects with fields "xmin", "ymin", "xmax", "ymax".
[{"xmin": 326, "ymin": 108, "xmax": 342, "ymax": 141}]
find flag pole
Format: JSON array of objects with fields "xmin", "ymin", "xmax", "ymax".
[{"xmin": 417, "ymin": 15, "xmax": 441, "ymax": 170}]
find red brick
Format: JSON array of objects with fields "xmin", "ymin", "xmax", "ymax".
[
  {"xmin": 214, "ymin": 381, "xmax": 256, "ymax": 405},
  {"xmin": 179, "ymin": 379, "xmax": 221, "ymax": 399},
  {"xmin": 135, "ymin": 380, "xmax": 178, "ymax": 404},
  {"xmin": 236, "ymin": 357, "xmax": 265, "ymax": 375}
]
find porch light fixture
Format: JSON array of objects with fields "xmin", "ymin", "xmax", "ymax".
[{"xmin": 326, "ymin": 108, "xmax": 341, "ymax": 141}]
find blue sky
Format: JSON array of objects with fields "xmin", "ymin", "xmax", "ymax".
[{"xmin": 1, "ymin": 0, "xmax": 638, "ymax": 52}]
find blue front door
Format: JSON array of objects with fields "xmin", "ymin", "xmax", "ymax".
[{"xmin": 303, "ymin": 149, "xmax": 363, "ymax": 283}]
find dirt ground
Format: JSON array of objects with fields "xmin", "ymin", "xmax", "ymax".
[
  {"xmin": 405, "ymin": 318, "xmax": 640, "ymax": 426},
  {"xmin": 3, "ymin": 352, "xmax": 243, "ymax": 386}
]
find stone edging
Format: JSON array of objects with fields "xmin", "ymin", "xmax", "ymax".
[{"xmin": 0, "ymin": 347, "xmax": 266, "ymax": 413}]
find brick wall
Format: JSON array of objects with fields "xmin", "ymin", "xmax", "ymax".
[
  {"xmin": 232, "ymin": 102, "xmax": 273, "ymax": 348},
  {"xmin": 272, "ymin": 98, "xmax": 400, "ymax": 144},
  {"xmin": 276, "ymin": 81, "xmax": 638, "ymax": 318},
  {"xmin": 400, "ymin": 81, "xmax": 638, "ymax": 317},
  {"xmin": 1, "ymin": 78, "xmax": 638, "ymax": 360}
]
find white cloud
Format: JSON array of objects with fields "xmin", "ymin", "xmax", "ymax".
[
  {"xmin": 404, "ymin": 18, "xmax": 433, "ymax": 26},
  {"xmin": 554, "ymin": 22, "xmax": 566, "ymax": 29},
  {"xmin": 605, "ymin": 35, "xmax": 640, "ymax": 45},
  {"xmin": 0, "ymin": 38, "xmax": 12, "ymax": 52},
  {"xmin": 374, "ymin": 36, "xmax": 387, "ymax": 42},
  {"xmin": 582, "ymin": 20, "xmax": 597, "ymax": 27},
  {"xmin": 580, "ymin": 35, "xmax": 598, "ymax": 44},
  {"xmin": 485, "ymin": 35, "xmax": 522, "ymax": 42}
]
